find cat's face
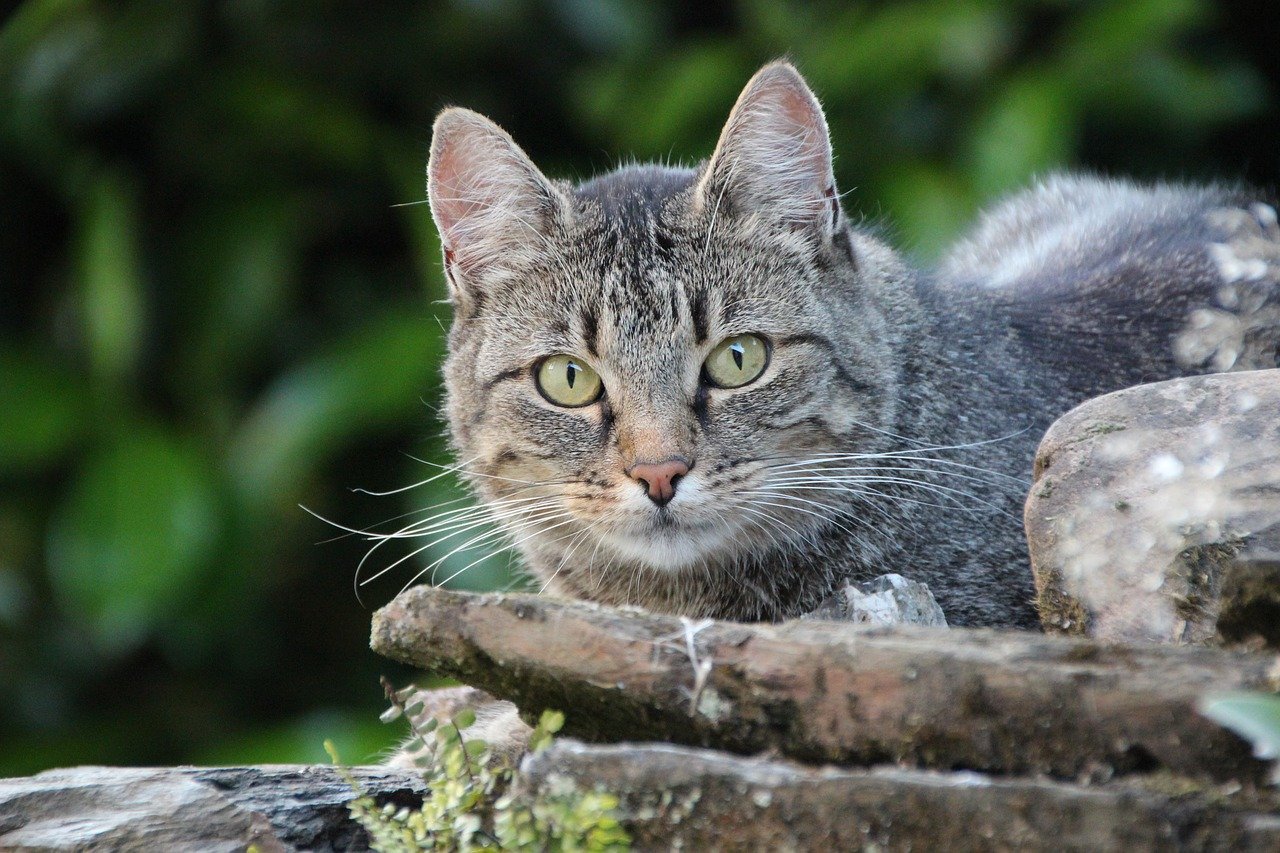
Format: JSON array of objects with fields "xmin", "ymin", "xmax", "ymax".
[{"xmin": 429, "ymin": 64, "xmax": 907, "ymax": 597}]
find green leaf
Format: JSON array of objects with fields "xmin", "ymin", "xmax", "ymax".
[
  {"xmin": 453, "ymin": 708, "xmax": 476, "ymax": 730},
  {"xmin": 539, "ymin": 709, "xmax": 565, "ymax": 735},
  {"xmin": 464, "ymin": 739, "xmax": 488, "ymax": 758},
  {"xmin": 46, "ymin": 425, "xmax": 221, "ymax": 656},
  {"xmin": 803, "ymin": 1, "xmax": 1011, "ymax": 93},
  {"xmin": 0, "ymin": 348, "xmax": 88, "ymax": 473},
  {"xmin": 383, "ymin": 138, "xmax": 446, "ymax": 301},
  {"xmin": 1108, "ymin": 53, "xmax": 1264, "ymax": 128},
  {"xmin": 573, "ymin": 43, "xmax": 749, "ymax": 157},
  {"xmin": 228, "ymin": 311, "xmax": 444, "ymax": 514},
  {"xmin": 213, "ymin": 70, "xmax": 376, "ymax": 169},
  {"xmin": 77, "ymin": 169, "xmax": 145, "ymax": 385},
  {"xmin": 965, "ymin": 74, "xmax": 1076, "ymax": 197},
  {"xmin": 1199, "ymin": 691, "xmax": 1280, "ymax": 782},
  {"xmin": 197, "ymin": 710, "xmax": 395, "ymax": 767},
  {"xmin": 878, "ymin": 165, "xmax": 976, "ymax": 260},
  {"xmin": 1061, "ymin": 0, "xmax": 1204, "ymax": 71},
  {"xmin": 172, "ymin": 197, "xmax": 301, "ymax": 396}
]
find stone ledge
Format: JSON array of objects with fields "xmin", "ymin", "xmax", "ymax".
[
  {"xmin": 5, "ymin": 752, "xmax": 1277, "ymax": 852},
  {"xmin": 0, "ymin": 764, "xmax": 425, "ymax": 852},
  {"xmin": 371, "ymin": 584, "xmax": 1278, "ymax": 781},
  {"xmin": 518, "ymin": 741, "xmax": 1280, "ymax": 852}
]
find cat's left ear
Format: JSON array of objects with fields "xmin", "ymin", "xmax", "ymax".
[
  {"xmin": 428, "ymin": 108, "xmax": 569, "ymax": 302},
  {"xmin": 695, "ymin": 62, "xmax": 840, "ymax": 239}
]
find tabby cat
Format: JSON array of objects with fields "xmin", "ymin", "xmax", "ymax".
[{"xmin": 423, "ymin": 62, "xmax": 1278, "ymax": 629}]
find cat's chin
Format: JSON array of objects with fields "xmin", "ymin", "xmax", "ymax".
[{"xmin": 598, "ymin": 521, "xmax": 733, "ymax": 572}]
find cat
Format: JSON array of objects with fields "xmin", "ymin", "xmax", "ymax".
[{"xmin": 423, "ymin": 61, "xmax": 1278, "ymax": 630}]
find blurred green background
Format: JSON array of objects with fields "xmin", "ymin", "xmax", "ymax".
[{"xmin": 1, "ymin": 0, "xmax": 1277, "ymax": 775}]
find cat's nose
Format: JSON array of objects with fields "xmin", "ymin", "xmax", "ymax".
[{"xmin": 626, "ymin": 458, "xmax": 690, "ymax": 507}]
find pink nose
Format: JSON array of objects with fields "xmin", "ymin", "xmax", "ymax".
[{"xmin": 627, "ymin": 458, "xmax": 690, "ymax": 506}]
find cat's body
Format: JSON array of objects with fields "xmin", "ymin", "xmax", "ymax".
[{"xmin": 426, "ymin": 63, "xmax": 1278, "ymax": 629}]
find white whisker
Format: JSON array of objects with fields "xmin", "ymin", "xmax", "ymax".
[
  {"xmin": 424, "ymin": 514, "xmax": 581, "ymax": 592},
  {"xmin": 365, "ymin": 505, "xmax": 570, "ymax": 588}
]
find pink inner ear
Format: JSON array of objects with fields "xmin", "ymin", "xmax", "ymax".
[
  {"xmin": 428, "ymin": 110, "xmax": 562, "ymax": 276},
  {"xmin": 769, "ymin": 82, "xmax": 829, "ymax": 183},
  {"xmin": 430, "ymin": 141, "xmax": 491, "ymax": 250}
]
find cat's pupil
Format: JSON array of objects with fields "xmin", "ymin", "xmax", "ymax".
[
  {"xmin": 566, "ymin": 363, "xmax": 577, "ymax": 388},
  {"xmin": 731, "ymin": 344, "xmax": 744, "ymax": 370}
]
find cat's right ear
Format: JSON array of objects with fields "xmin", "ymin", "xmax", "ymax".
[
  {"xmin": 427, "ymin": 108, "xmax": 567, "ymax": 302},
  {"xmin": 695, "ymin": 62, "xmax": 839, "ymax": 241}
]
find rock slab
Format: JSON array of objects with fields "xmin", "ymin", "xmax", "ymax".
[
  {"xmin": 1025, "ymin": 369, "xmax": 1280, "ymax": 644},
  {"xmin": 372, "ymin": 584, "xmax": 1277, "ymax": 782},
  {"xmin": 518, "ymin": 741, "xmax": 1280, "ymax": 852},
  {"xmin": 0, "ymin": 765, "xmax": 426, "ymax": 852},
  {"xmin": 805, "ymin": 573, "xmax": 949, "ymax": 626}
]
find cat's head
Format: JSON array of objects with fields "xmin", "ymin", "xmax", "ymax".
[{"xmin": 427, "ymin": 63, "xmax": 913, "ymax": 600}]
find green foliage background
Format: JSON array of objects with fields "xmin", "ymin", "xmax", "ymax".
[{"xmin": 1, "ymin": 0, "xmax": 1276, "ymax": 774}]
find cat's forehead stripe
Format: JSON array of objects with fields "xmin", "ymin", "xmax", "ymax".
[
  {"xmin": 564, "ymin": 166, "xmax": 713, "ymax": 358},
  {"xmin": 690, "ymin": 289, "xmax": 709, "ymax": 344},
  {"xmin": 580, "ymin": 304, "xmax": 599, "ymax": 357}
]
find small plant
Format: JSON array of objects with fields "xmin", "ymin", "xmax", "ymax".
[
  {"xmin": 326, "ymin": 683, "xmax": 630, "ymax": 851},
  {"xmin": 1199, "ymin": 691, "xmax": 1280, "ymax": 784}
]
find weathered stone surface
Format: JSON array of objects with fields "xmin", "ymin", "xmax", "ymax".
[
  {"xmin": 1025, "ymin": 369, "xmax": 1280, "ymax": 644},
  {"xmin": 0, "ymin": 765, "xmax": 426, "ymax": 852},
  {"xmin": 805, "ymin": 573, "xmax": 948, "ymax": 626},
  {"xmin": 7, "ymin": 751, "xmax": 1277, "ymax": 853},
  {"xmin": 387, "ymin": 685, "xmax": 530, "ymax": 769},
  {"xmin": 518, "ymin": 741, "xmax": 1280, "ymax": 852},
  {"xmin": 371, "ymin": 584, "xmax": 1278, "ymax": 782}
]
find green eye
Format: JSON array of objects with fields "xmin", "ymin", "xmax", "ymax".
[
  {"xmin": 536, "ymin": 354, "xmax": 603, "ymax": 407},
  {"xmin": 703, "ymin": 334, "xmax": 769, "ymax": 389}
]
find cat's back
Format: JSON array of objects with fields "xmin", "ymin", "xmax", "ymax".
[
  {"xmin": 932, "ymin": 174, "xmax": 1277, "ymax": 400},
  {"xmin": 937, "ymin": 174, "xmax": 1236, "ymax": 298}
]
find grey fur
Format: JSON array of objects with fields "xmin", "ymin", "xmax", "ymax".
[{"xmin": 427, "ymin": 63, "xmax": 1279, "ymax": 628}]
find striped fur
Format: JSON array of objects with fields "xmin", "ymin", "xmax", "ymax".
[{"xmin": 426, "ymin": 63, "xmax": 1279, "ymax": 628}]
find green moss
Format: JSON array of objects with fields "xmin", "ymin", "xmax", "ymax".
[{"xmin": 329, "ymin": 688, "xmax": 630, "ymax": 852}]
